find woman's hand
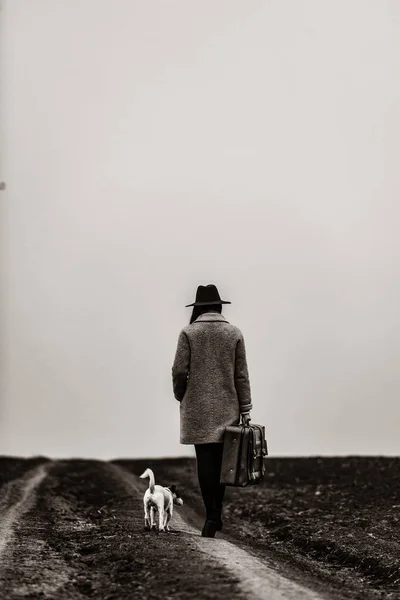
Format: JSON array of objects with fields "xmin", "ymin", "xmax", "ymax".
[{"xmin": 241, "ymin": 412, "xmax": 251, "ymax": 425}]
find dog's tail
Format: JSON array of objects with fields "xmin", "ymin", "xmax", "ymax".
[{"xmin": 139, "ymin": 468, "xmax": 155, "ymax": 493}]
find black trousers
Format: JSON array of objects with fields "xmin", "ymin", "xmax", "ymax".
[{"xmin": 194, "ymin": 443, "xmax": 226, "ymax": 523}]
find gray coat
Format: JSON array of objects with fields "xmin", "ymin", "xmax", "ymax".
[{"xmin": 171, "ymin": 311, "xmax": 253, "ymax": 444}]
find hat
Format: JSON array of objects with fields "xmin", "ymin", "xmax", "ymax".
[{"xmin": 185, "ymin": 284, "xmax": 231, "ymax": 307}]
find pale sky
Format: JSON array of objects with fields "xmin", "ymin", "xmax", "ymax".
[{"xmin": 1, "ymin": 0, "xmax": 399, "ymax": 458}]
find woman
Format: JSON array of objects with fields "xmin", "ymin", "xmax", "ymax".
[{"xmin": 172, "ymin": 284, "xmax": 253, "ymax": 538}]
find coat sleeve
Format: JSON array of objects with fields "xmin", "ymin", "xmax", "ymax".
[
  {"xmin": 234, "ymin": 333, "xmax": 253, "ymax": 413},
  {"xmin": 172, "ymin": 330, "xmax": 191, "ymax": 402}
]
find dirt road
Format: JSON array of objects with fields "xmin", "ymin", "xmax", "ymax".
[
  {"xmin": 111, "ymin": 463, "xmax": 326, "ymax": 600},
  {"xmin": 0, "ymin": 458, "xmax": 337, "ymax": 600},
  {"xmin": 117, "ymin": 456, "xmax": 400, "ymax": 600},
  {"xmin": 0, "ymin": 463, "xmax": 48, "ymax": 558}
]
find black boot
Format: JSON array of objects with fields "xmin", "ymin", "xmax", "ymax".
[{"xmin": 201, "ymin": 519, "xmax": 218, "ymax": 538}]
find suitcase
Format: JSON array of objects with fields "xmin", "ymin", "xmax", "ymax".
[{"xmin": 220, "ymin": 418, "xmax": 268, "ymax": 487}]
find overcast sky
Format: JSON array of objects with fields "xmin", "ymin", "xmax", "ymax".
[{"xmin": 1, "ymin": 0, "xmax": 399, "ymax": 459}]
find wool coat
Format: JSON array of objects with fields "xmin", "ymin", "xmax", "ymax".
[{"xmin": 171, "ymin": 311, "xmax": 253, "ymax": 444}]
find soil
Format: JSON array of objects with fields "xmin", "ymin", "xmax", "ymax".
[
  {"xmin": 115, "ymin": 456, "xmax": 400, "ymax": 600},
  {"xmin": 0, "ymin": 459, "xmax": 242, "ymax": 599},
  {"xmin": 0, "ymin": 455, "xmax": 398, "ymax": 599}
]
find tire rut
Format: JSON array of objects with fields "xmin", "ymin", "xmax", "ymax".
[
  {"xmin": 0, "ymin": 462, "xmax": 79, "ymax": 599},
  {"xmin": 0, "ymin": 463, "xmax": 49, "ymax": 560}
]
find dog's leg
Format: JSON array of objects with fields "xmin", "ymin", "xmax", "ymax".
[
  {"xmin": 158, "ymin": 501, "xmax": 165, "ymax": 533},
  {"xmin": 143, "ymin": 500, "xmax": 151, "ymax": 530},
  {"xmin": 158, "ymin": 509, "xmax": 165, "ymax": 532},
  {"xmin": 165, "ymin": 498, "xmax": 173, "ymax": 532},
  {"xmin": 150, "ymin": 506, "xmax": 156, "ymax": 530},
  {"xmin": 163, "ymin": 511, "xmax": 169, "ymax": 531},
  {"xmin": 165, "ymin": 509, "xmax": 172, "ymax": 532}
]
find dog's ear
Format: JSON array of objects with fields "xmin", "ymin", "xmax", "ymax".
[{"xmin": 170, "ymin": 485, "xmax": 176, "ymax": 493}]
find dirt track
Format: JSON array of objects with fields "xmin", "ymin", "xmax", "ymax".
[
  {"xmin": 0, "ymin": 457, "xmax": 398, "ymax": 599},
  {"xmin": 110, "ymin": 463, "xmax": 325, "ymax": 600},
  {"xmin": 114, "ymin": 456, "xmax": 400, "ymax": 600},
  {"xmin": 0, "ymin": 464, "xmax": 48, "ymax": 559},
  {"xmin": 0, "ymin": 458, "xmax": 338, "ymax": 600}
]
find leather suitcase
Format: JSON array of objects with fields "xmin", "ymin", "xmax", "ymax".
[{"xmin": 220, "ymin": 421, "xmax": 268, "ymax": 487}]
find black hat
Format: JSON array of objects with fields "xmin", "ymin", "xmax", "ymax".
[{"xmin": 185, "ymin": 284, "xmax": 231, "ymax": 307}]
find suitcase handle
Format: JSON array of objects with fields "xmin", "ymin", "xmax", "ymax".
[{"xmin": 241, "ymin": 413, "xmax": 251, "ymax": 426}]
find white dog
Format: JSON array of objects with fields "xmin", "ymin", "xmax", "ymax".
[{"xmin": 140, "ymin": 468, "xmax": 183, "ymax": 532}]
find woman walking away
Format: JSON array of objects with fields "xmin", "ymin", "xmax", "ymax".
[{"xmin": 172, "ymin": 284, "xmax": 253, "ymax": 538}]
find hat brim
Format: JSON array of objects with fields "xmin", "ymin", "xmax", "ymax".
[{"xmin": 185, "ymin": 300, "xmax": 231, "ymax": 307}]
